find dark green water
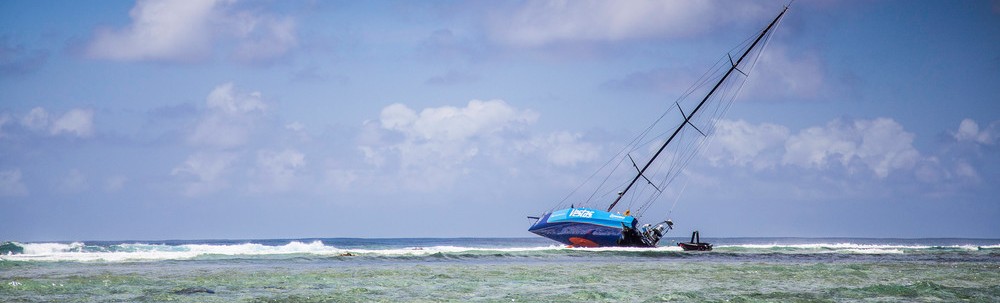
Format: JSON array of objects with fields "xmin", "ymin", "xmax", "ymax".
[{"xmin": 3, "ymin": 260, "xmax": 999, "ymax": 302}]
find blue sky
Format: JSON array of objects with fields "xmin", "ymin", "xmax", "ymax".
[{"xmin": 1, "ymin": 0, "xmax": 998, "ymax": 241}]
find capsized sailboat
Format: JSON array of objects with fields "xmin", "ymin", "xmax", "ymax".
[{"xmin": 528, "ymin": 6, "xmax": 789, "ymax": 248}]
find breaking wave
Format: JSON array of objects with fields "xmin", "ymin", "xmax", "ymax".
[{"xmin": 1, "ymin": 239, "xmax": 997, "ymax": 263}]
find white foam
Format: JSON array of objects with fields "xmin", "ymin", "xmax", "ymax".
[
  {"xmin": 2, "ymin": 241, "xmax": 347, "ymax": 262},
  {"xmin": 3, "ymin": 241, "xmax": 995, "ymax": 262},
  {"xmin": 20, "ymin": 242, "xmax": 85, "ymax": 254},
  {"xmin": 715, "ymin": 242, "xmax": 989, "ymax": 253}
]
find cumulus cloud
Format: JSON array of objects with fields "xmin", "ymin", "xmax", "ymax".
[
  {"xmin": 86, "ymin": 0, "xmax": 217, "ymax": 62},
  {"xmin": 540, "ymin": 132, "xmax": 602, "ymax": 167},
  {"xmin": 251, "ymin": 149, "xmax": 306, "ymax": 193},
  {"xmin": 227, "ymin": 12, "xmax": 298, "ymax": 63},
  {"xmin": 381, "ymin": 99, "xmax": 538, "ymax": 143},
  {"xmin": 17, "ymin": 107, "xmax": 94, "ymax": 138},
  {"xmin": 85, "ymin": 0, "xmax": 297, "ymax": 63},
  {"xmin": 513, "ymin": 131, "xmax": 601, "ymax": 167},
  {"xmin": 704, "ymin": 119, "xmax": 789, "ymax": 169},
  {"xmin": 489, "ymin": 0, "xmax": 771, "ymax": 48},
  {"xmin": 362, "ymin": 100, "xmax": 544, "ymax": 190},
  {"xmin": 49, "ymin": 109, "xmax": 95, "ymax": 138},
  {"xmin": 189, "ymin": 82, "xmax": 267, "ymax": 148},
  {"xmin": 171, "ymin": 152, "xmax": 237, "ymax": 196},
  {"xmin": 783, "ymin": 118, "xmax": 920, "ymax": 178},
  {"xmin": 21, "ymin": 107, "xmax": 50, "ymax": 131},
  {"xmin": 953, "ymin": 118, "xmax": 997, "ymax": 145},
  {"xmin": 0, "ymin": 169, "xmax": 28, "ymax": 197},
  {"xmin": 702, "ymin": 117, "xmax": 923, "ymax": 179}
]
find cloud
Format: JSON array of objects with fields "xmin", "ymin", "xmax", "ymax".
[
  {"xmin": 0, "ymin": 169, "xmax": 28, "ymax": 197},
  {"xmin": 743, "ymin": 45, "xmax": 826, "ymax": 101},
  {"xmin": 603, "ymin": 44, "xmax": 826, "ymax": 102},
  {"xmin": 380, "ymin": 99, "xmax": 538, "ymax": 143},
  {"xmin": 0, "ymin": 36, "xmax": 48, "ymax": 77},
  {"xmin": 189, "ymin": 82, "xmax": 267, "ymax": 148},
  {"xmin": 21, "ymin": 107, "xmax": 50, "ymax": 131},
  {"xmin": 489, "ymin": 0, "xmax": 771, "ymax": 48},
  {"xmin": 171, "ymin": 152, "xmax": 237, "ymax": 196},
  {"xmin": 363, "ymin": 100, "xmax": 542, "ymax": 190},
  {"xmin": 702, "ymin": 118, "xmax": 922, "ymax": 179},
  {"xmin": 514, "ymin": 131, "xmax": 601, "ymax": 167},
  {"xmin": 227, "ymin": 12, "xmax": 298, "ymax": 63},
  {"xmin": 86, "ymin": 0, "xmax": 218, "ymax": 62},
  {"xmin": 17, "ymin": 107, "xmax": 94, "ymax": 138},
  {"xmin": 703, "ymin": 119, "xmax": 789, "ymax": 169},
  {"xmin": 85, "ymin": 0, "xmax": 297, "ymax": 63},
  {"xmin": 783, "ymin": 118, "xmax": 920, "ymax": 178},
  {"xmin": 953, "ymin": 118, "xmax": 997, "ymax": 145},
  {"xmin": 251, "ymin": 149, "xmax": 306, "ymax": 193},
  {"xmin": 49, "ymin": 109, "xmax": 95, "ymax": 138}
]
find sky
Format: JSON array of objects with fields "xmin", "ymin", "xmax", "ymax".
[{"xmin": 1, "ymin": 0, "xmax": 998, "ymax": 241}]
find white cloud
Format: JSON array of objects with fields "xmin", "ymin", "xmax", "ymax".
[
  {"xmin": 382, "ymin": 99, "xmax": 539, "ymax": 142},
  {"xmin": 206, "ymin": 82, "xmax": 266, "ymax": 114},
  {"xmin": 49, "ymin": 109, "xmax": 95, "ymax": 138},
  {"xmin": 542, "ymin": 132, "xmax": 601, "ymax": 167},
  {"xmin": 743, "ymin": 46, "xmax": 826, "ymax": 100},
  {"xmin": 227, "ymin": 12, "xmax": 298, "ymax": 63},
  {"xmin": 21, "ymin": 107, "xmax": 49, "ymax": 131},
  {"xmin": 251, "ymin": 149, "xmax": 306, "ymax": 193},
  {"xmin": 783, "ymin": 118, "xmax": 920, "ymax": 178},
  {"xmin": 953, "ymin": 118, "xmax": 997, "ymax": 145},
  {"xmin": 18, "ymin": 107, "xmax": 94, "ymax": 138},
  {"xmin": 0, "ymin": 169, "xmax": 28, "ymax": 197},
  {"xmin": 490, "ymin": 0, "xmax": 770, "ymax": 47},
  {"xmin": 515, "ymin": 131, "xmax": 601, "ymax": 167},
  {"xmin": 171, "ymin": 152, "xmax": 237, "ymax": 196},
  {"xmin": 85, "ymin": 0, "xmax": 297, "ymax": 63},
  {"xmin": 86, "ymin": 0, "xmax": 218, "ymax": 61},
  {"xmin": 704, "ymin": 119, "xmax": 789, "ymax": 169},
  {"xmin": 364, "ymin": 100, "xmax": 541, "ymax": 190},
  {"xmin": 189, "ymin": 82, "xmax": 267, "ymax": 148}
]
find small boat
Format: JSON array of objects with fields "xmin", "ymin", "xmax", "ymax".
[
  {"xmin": 528, "ymin": 5, "xmax": 790, "ymax": 248},
  {"xmin": 678, "ymin": 230, "xmax": 713, "ymax": 251}
]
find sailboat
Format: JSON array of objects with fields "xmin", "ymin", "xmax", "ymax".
[{"xmin": 528, "ymin": 6, "xmax": 789, "ymax": 248}]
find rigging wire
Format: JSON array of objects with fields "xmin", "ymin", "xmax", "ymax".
[{"xmin": 546, "ymin": 7, "xmax": 785, "ymax": 218}]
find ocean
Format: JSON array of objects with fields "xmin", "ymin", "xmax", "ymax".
[{"xmin": 2, "ymin": 237, "xmax": 998, "ymax": 302}]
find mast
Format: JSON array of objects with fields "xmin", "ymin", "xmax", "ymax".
[{"xmin": 607, "ymin": 7, "xmax": 788, "ymax": 212}]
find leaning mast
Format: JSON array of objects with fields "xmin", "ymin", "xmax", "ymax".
[{"xmin": 607, "ymin": 6, "xmax": 788, "ymax": 212}]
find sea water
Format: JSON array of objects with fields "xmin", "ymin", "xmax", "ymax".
[{"xmin": 2, "ymin": 237, "xmax": 998, "ymax": 302}]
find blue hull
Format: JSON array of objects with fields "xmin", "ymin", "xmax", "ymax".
[{"xmin": 528, "ymin": 208, "xmax": 638, "ymax": 247}]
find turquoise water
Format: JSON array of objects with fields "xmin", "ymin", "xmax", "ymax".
[{"xmin": 2, "ymin": 238, "xmax": 999, "ymax": 302}]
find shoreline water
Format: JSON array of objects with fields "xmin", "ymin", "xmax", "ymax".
[{"xmin": 3, "ymin": 237, "xmax": 999, "ymax": 302}]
